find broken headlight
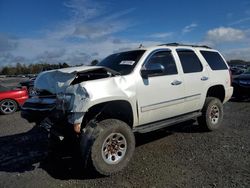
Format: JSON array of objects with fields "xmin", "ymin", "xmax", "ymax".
[{"xmin": 56, "ymin": 93, "xmax": 73, "ymax": 112}]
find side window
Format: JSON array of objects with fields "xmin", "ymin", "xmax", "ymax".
[
  {"xmin": 200, "ymin": 51, "xmax": 228, "ymax": 70},
  {"xmin": 177, "ymin": 49, "xmax": 203, "ymax": 73},
  {"xmin": 145, "ymin": 51, "xmax": 178, "ymax": 76}
]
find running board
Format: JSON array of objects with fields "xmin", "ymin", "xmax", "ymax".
[{"xmin": 133, "ymin": 111, "xmax": 202, "ymax": 133}]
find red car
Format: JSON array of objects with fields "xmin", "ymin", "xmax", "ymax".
[{"xmin": 0, "ymin": 85, "xmax": 29, "ymax": 115}]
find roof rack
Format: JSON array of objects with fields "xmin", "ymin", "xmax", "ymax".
[{"xmin": 158, "ymin": 43, "xmax": 211, "ymax": 49}]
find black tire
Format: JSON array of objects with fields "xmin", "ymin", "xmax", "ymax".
[
  {"xmin": 80, "ymin": 119, "xmax": 135, "ymax": 176},
  {"xmin": 198, "ymin": 97, "xmax": 223, "ymax": 131},
  {"xmin": 0, "ymin": 99, "xmax": 18, "ymax": 115}
]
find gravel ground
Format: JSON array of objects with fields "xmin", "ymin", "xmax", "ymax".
[{"xmin": 0, "ymin": 100, "xmax": 249, "ymax": 188}]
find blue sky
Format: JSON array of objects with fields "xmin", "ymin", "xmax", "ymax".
[{"xmin": 0, "ymin": 0, "xmax": 250, "ymax": 66}]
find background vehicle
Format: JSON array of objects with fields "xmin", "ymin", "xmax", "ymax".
[
  {"xmin": 232, "ymin": 67, "xmax": 250, "ymax": 99},
  {"xmin": 21, "ymin": 43, "xmax": 233, "ymax": 175},
  {"xmin": 19, "ymin": 77, "xmax": 37, "ymax": 96},
  {"xmin": 0, "ymin": 85, "xmax": 28, "ymax": 115},
  {"xmin": 230, "ymin": 67, "xmax": 245, "ymax": 75}
]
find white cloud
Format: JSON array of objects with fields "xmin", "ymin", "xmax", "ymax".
[
  {"xmin": 47, "ymin": 0, "xmax": 134, "ymax": 40},
  {"xmin": 0, "ymin": 34, "xmax": 17, "ymax": 52},
  {"xmin": 205, "ymin": 27, "xmax": 246, "ymax": 43},
  {"xmin": 201, "ymin": 27, "xmax": 250, "ymax": 61},
  {"xmin": 229, "ymin": 17, "xmax": 250, "ymax": 26},
  {"xmin": 1, "ymin": 0, "xmax": 250, "ymax": 67},
  {"xmin": 182, "ymin": 23, "xmax": 198, "ymax": 33},
  {"xmin": 149, "ymin": 32, "xmax": 173, "ymax": 39},
  {"xmin": 0, "ymin": 0, "xmax": 139, "ymax": 66},
  {"xmin": 223, "ymin": 47, "xmax": 250, "ymax": 61},
  {"xmin": 73, "ymin": 22, "xmax": 129, "ymax": 39},
  {"xmin": 63, "ymin": 0, "xmax": 101, "ymax": 21}
]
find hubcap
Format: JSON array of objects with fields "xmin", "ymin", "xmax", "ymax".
[
  {"xmin": 1, "ymin": 100, "xmax": 16, "ymax": 114},
  {"xmin": 209, "ymin": 105, "xmax": 220, "ymax": 124},
  {"xmin": 101, "ymin": 133, "xmax": 127, "ymax": 165}
]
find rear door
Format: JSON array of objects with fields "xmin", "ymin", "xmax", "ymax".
[{"xmin": 175, "ymin": 49, "xmax": 209, "ymax": 112}]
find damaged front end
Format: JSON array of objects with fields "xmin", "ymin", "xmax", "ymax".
[{"xmin": 21, "ymin": 67, "xmax": 100, "ymax": 139}]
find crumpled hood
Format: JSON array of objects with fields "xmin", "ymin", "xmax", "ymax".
[
  {"xmin": 33, "ymin": 65, "xmax": 115, "ymax": 125},
  {"xmin": 35, "ymin": 65, "xmax": 103, "ymax": 94},
  {"xmin": 32, "ymin": 65, "xmax": 135, "ymax": 125}
]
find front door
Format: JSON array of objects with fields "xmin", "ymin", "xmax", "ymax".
[{"xmin": 136, "ymin": 50, "xmax": 187, "ymax": 125}]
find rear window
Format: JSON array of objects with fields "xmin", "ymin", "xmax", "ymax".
[
  {"xmin": 177, "ymin": 49, "xmax": 203, "ymax": 73},
  {"xmin": 200, "ymin": 51, "xmax": 228, "ymax": 70}
]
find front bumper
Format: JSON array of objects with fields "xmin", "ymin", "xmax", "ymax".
[
  {"xmin": 21, "ymin": 97, "xmax": 74, "ymax": 136},
  {"xmin": 21, "ymin": 106, "xmax": 76, "ymax": 138},
  {"xmin": 21, "ymin": 97, "xmax": 57, "ymax": 123}
]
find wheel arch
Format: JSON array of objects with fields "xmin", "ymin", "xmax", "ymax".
[
  {"xmin": 82, "ymin": 100, "xmax": 134, "ymax": 128},
  {"xmin": 206, "ymin": 85, "xmax": 225, "ymax": 102}
]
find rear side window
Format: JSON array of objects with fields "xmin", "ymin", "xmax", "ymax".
[
  {"xmin": 200, "ymin": 51, "xmax": 228, "ymax": 70},
  {"xmin": 177, "ymin": 49, "xmax": 203, "ymax": 73}
]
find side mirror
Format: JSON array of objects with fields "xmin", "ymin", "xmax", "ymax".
[{"xmin": 141, "ymin": 63, "xmax": 164, "ymax": 78}]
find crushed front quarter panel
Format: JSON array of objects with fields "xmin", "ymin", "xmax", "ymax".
[
  {"xmin": 34, "ymin": 68, "xmax": 90, "ymax": 124},
  {"xmin": 33, "ymin": 66, "xmax": 137, "ymax": 125}
]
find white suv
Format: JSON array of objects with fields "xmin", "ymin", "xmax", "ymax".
[{"xmin": 21, "ymin": 43, "xmax": 233, "ymax": 175}]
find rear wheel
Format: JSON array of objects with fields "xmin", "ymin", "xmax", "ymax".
[
  {"xmin": 0, "ymin": 99, "xmax": 18, "ymax": 115},
  {"xmin": 198, "ymin": 97, "xmax": 223, "ymax": 131},
  {"xmin": 80, "ymin": 119, "xmax": 135, "ymax": 176}
]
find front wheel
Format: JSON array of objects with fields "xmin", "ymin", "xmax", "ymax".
[
  {"xmin": 80, "ymin": 119, "xmax": 135, "ymax": 176},
  {"xmin": 198, "ymin": 97, "xmax": 223, "ymax": 131}
]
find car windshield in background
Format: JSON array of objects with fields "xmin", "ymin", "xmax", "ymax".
[
  {"xmin": 97, "ymin": 50, "xmax": 145, "ymax": 75},
  {"xmin": 243, "ymin": 67, "xmax": 250, "ymax": 74}
]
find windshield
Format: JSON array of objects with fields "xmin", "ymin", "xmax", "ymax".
[{"xmin": 97, "ymin": 50, "xmax": 145, "ymax": 75}]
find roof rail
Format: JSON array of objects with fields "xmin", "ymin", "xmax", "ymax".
[{"xmin": 158, "ymin": 43, "xmax": 211, "ymax": 49}]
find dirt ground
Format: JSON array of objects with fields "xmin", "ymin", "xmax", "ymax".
[
  {"xmin": 0, "ymin": 77, "xmax": 249, "ymax": 188},
  {"xmin": 0, "ymin": 99, "xmax": 249, "ymax": 187}
]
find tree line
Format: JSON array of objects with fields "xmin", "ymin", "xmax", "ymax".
[
  {"xmin": 0, "ymin": 62, "xmax": 70, "ymax": 75},
  {"xmin": 0, "ymin": 60, "xmax": 99, "ymax": 75}
]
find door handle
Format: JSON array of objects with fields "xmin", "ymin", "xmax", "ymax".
[
  {"xmin": 171, "ymin": 80, "xmax": 182, "ymax": 85},
  {"xmin": 201, "ymin": 76, "xmax": 209, "ymax": 81}
]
